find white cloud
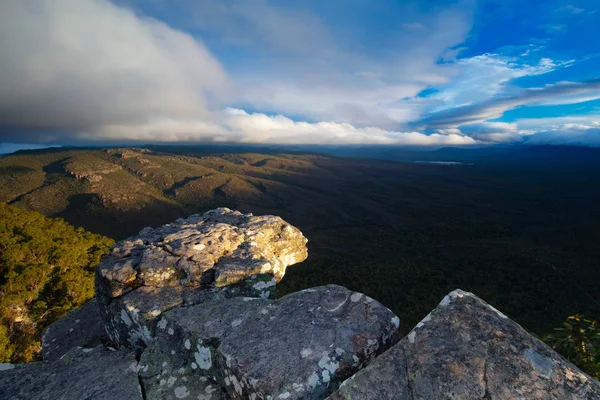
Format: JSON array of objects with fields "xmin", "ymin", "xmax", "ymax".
[
  {"xmin": 421, "ymin": 80, "xmax": 600, "ymax": 128},
  {"xmin": 429, "ymin": 53, "xmax": 572, "ymax": 110},
  {"xmin": 222, "ymin": 109, "xmax": 477, "ymax": 145},
  {"xmin": 0, "ymin": 0, "xmax": 230, "ymax": 134},
  {"xmin": 221, "ymin": 0, "xmax": 475, "ymax": 128},
  {"xmin": 68, "ymin": 108, "xmax": 478, "ymax": 146},
  {"xmin": 457, "ymin": 121, "xmax": 528, "ymax": 143},
  {"xmin": 525, "ymin": 126, "xmax": 600, "ymax": 146},
  {"xmin": 554, "ymin": 5, "xmax": 586, "ymax": 15},
  {"xmin": 0, "ymin": 0, "xmax": 480, "ymax": 142},
  {"xmin": 2, "ymin": 0, "xmax": 597, "ymax": 148},
  {"xmin": 186, "ymin": 0, "xmax": 337, "ymax": 55},
  {"xmin": 442, "ymin": 115, "xmax": 600, "ymax": 146}
]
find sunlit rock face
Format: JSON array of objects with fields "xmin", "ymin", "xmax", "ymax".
[
  {"xmin": 95, "ymin": 208, "xmax": 308, "ymax": 349},
  {"xmin": 330, "ymin": 289, "xmax": 600, "ymax": 400}
]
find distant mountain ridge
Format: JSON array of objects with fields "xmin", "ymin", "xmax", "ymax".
[{"xmin": 5, "ymin": 143, "xmax": 600, "ymax": 166}]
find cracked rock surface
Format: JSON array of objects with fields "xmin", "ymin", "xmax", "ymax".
[
  {"xmin": 330, "ymin": 289, "xmax": 600, "ymax": 400},
  {"xmin": 95, "ymin": 208, "xmax": 308, "ymax": 349},
  {"xmin": 0, "ymin": 346, "xmax": 142, "ymax": 400},
  {"xmin": 145, "ymin": 285, "xmax": 400, "ymax": 400}
]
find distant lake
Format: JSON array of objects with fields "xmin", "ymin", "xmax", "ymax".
[{"xmin": 414, "ymin": 161, "xmax": 473, "ymax": 165}]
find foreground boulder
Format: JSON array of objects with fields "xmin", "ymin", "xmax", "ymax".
[
  {"xmin": 95, "ymin": 208, "xmax": 308, "ymax": 349},
  {"xmin": 331, "ymin": 289, "xmax": 600, "ymax": 400},
  {"xmin": 0, "ymin": 346, "xmax": 142, "ymax": 400},
  {"xmin": 141, "ymin": 285, "xmax": 400, "ymax": 399}
]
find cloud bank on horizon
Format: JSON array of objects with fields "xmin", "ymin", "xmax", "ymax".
[{"xmin": 0, "ymin": 0, "xmax": 599, "ymax": 146}]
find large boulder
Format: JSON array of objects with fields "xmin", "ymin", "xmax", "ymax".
[
  {"xmin": 41, "ymin": 299, "xmax": 108, "ymax": 362},
  {"xmin": 140, "ymin": 285, "xmax": 400, "ymax": 399},
  {"xmin": 0, "ymin": 346, "xmax": 142, "ymax": 400},
  {"xmin": 95, "ymin": 208, "xmax": 308, "ymax": 349},
  {"xmin": 330, "ymin": 289, "xmax": 600, "ymax": 400}
]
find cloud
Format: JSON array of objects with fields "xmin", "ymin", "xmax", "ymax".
[
  {"xmin": 214, "ymin": 0, "xmax": 476, "ymax": 128},
  {"xmin": 0, "ymin": 0, "xmax": 480, "ymax": 144},
  {"xmin": 26, "ymin": 108, "xmax": 477, "ymax": 146},
  {"xmin": 420, "ymin": 80, "xmax": 600, "ymax": 128},
  {"xmin": 0, "ymin": 0, "xmax": 230, "ymax": 134},
  {"xmin": 554, "ymin": 5, "xmax": 586, "ymax": 15},
  {"xmin": 428, "ymin": 53, "xmax": 573, "ymax": 110},
  {"xmin": 525, "ymin": 126, "xmax": 600, "ymax": 146},
  {"xmin": 185, "ymin": 0, "xmax": 337, "ymax": 55},
  {"xmin": 2, "ymin": 0, "xmax": 597, "ymax": 148},
  {"xmin": 511, "ymin": 115, "xmax": 600, "ymax": 146},
  {"xmin": 456, "ymin": 122, "xmax": 527, "ymax": 143},
  {"xmin": 221, "ymin": 109, "xmax": 477, "ymax": 145},
  {"xmin": 436, "ymin": 115, "xmax": 600, "ymax": 146}
]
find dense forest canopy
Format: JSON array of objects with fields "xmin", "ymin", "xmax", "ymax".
[{"xmin": 0, "ymin": 202, "xmax": 113, "ymax": 362}]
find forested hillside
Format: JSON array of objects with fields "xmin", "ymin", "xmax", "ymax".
[
  {"xmin": 1, "ymin": 147, "xmax": 599, "ymax": 345},
  {"xmin": 0, "ymin": 203, "xmax": 113, "ymax": 362}
]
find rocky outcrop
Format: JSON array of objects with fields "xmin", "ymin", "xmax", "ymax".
[
  {"xmin": 65, "ymin": 158, "xmax": 122, "ymax": 182},
  {"xmin": 2, "ymin": 209, "xmax": 599, "ymax": 400},
  {"xmin": 96, "ymin": 208, "xmax": 308, "ymax": 349},
  {"xmin": 330, "ymin": 289, "xmax": 600, "ymax": 400}
]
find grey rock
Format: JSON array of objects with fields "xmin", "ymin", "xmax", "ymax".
[
  {"xmin": 41, "ymin": 299, "xmax": 108, "ymax": 362},
  {"xmin": 102, "ymin": 273, "xmax": 278, "ymax": 350},
  {"xmin": 96, "ymin": 208, "xmax": 307, "ymax": 348},
  {"xmin": 149, "ymin": 285, "xmax": 400, "ymax": 399},
  {"xmin": 139, "ymin": 329, "xmax": 228, "ymax": 400},
  {"xmin": 330, "ymin": 289, "xmax": 600, "ymax": 400},
  {"xmin": 0, "ymin": 346, "xmax": 142, "ymax": 400}
]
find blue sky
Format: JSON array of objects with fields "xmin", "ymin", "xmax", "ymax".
[{"xmin": 0, "ymin": 0, "xmax": 599, "ymax": 146}]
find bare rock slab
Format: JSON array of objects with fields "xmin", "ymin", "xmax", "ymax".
[
  {"xmin": 95, "ymin": 208, "xmax": 308, "ymax": 349},
  {"xmin": 0, "ymin": 346, "xmax": 142, "ymax": 400},
  {"xmin": 331, "ymin": 289, "xmax": 600, "ymax": 400},
  {"xmin": 41, "ymin": 299, "xmax": 108, "ymax": 362},
  {"xmin": 147, "ymin": 285, "xmax": 400, "ymax": 400}
]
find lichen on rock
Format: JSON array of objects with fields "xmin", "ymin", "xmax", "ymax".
[
  {"xmin": 148, "ymin": 284, "xmax": 400, "ymax": 399},
  {"xmin": 95, "ymin": 208, "xmax": 308, "ymax": 349}
]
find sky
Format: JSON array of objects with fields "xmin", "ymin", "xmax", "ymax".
[{"xmin": 0, "ymin": 0, "xmax": 599, "ymax": 147}]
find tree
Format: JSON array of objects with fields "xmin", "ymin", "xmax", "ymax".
[
  {"xmin": 0, "ymin": 203, "xmax": 113, "ymax": 362},
  {"xmin": 543, "ymin": 314, "xmax": 600, "ymax": 380}
]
